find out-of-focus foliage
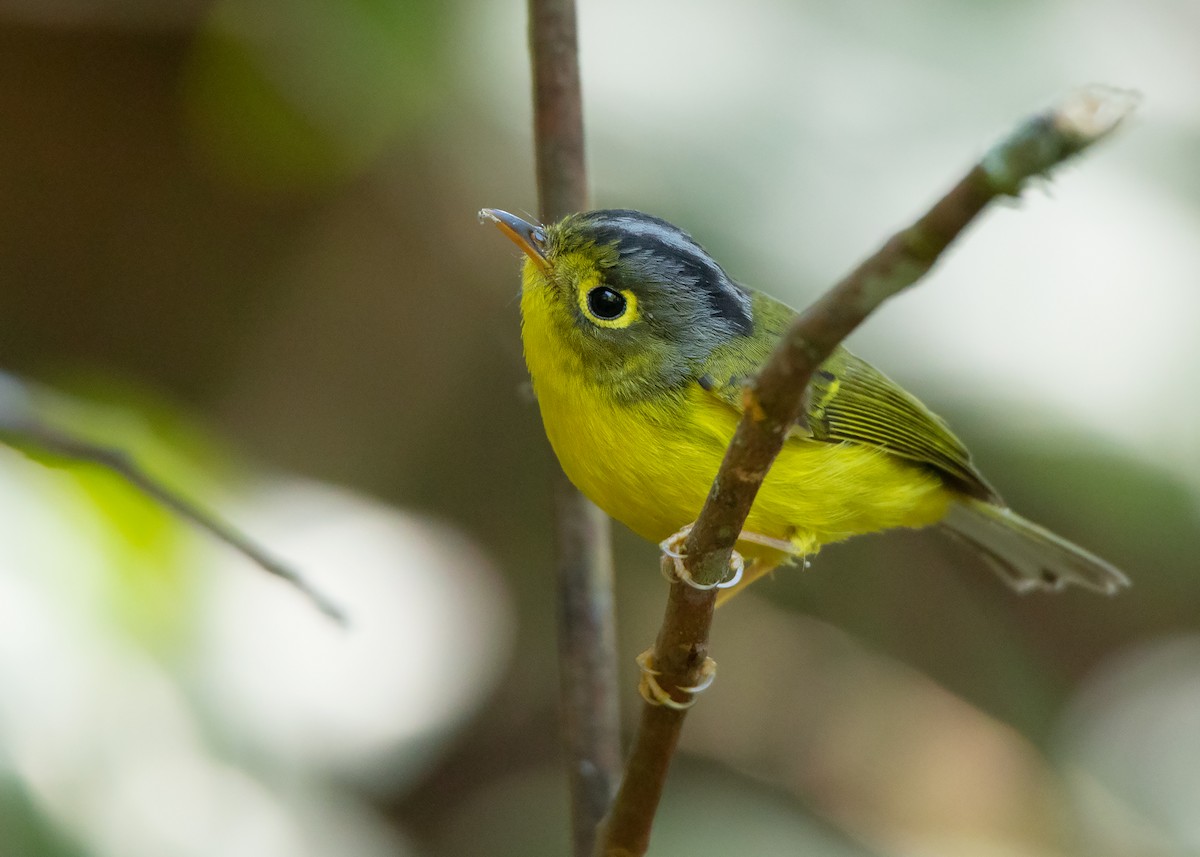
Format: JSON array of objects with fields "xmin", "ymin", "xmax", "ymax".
[
  {"xmin": 1, "ymin": 0, "xmax": 1199, "ymax": 855},
  {"xmin": 0, "ymin": 378, "xmax": 511, "ymax": 857},
  {"xmin": 184, "ymin": 0, "xmax": 444, "ymax": 187}
]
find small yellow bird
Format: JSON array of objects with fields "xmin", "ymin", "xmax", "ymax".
[{"xmin": 482, "ymin": 207, "xmax": 1129, "ymax": 598}]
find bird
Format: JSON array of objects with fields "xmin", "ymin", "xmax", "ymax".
[{"xmin": 481, "ymin": 207, "xmax": 1129, "ymax": 601}]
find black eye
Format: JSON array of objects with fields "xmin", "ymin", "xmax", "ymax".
[{"xmin": 587, "ymin": 286, "xmax": 626, "ymax": 320}]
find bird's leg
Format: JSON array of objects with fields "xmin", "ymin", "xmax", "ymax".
[
  {"xmin": 734, "ymin": 531, "xmax": 796, "ymax": 553},
  {"xmin": 636, "ymin": 648, "xmax": 717, "ymax": 710}
]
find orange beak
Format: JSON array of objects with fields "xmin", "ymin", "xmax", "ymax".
[{"xmin": 479, "ymin": 209, "xmax": 549, "ymax": 270}]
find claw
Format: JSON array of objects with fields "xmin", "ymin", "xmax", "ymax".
[
  {"xmin": 658, "ymin": 524, "xmax": 745, "ymax": 590},
  {"xmin": 659, "ymin": 524, "xmax": 693, "ymax": 560},
  {"xmin": 659, "ymin": 524, "xmax": 693, "ymax": 582},
  {"xmin": 636, "ymin": 648, "xmax": 716, "ymax": 710},
  {"xmin": 678, "ymin": 657, "xmax": 717, "ymax": 694}
]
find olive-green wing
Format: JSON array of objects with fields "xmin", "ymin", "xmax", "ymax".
[
  {"xmin": 697, "ymin": 299, "xmax": 1000, "ymax": 503},
  {"xmin": 806, "ymin": 350, "xmax": 1000, "ymax": 501}
]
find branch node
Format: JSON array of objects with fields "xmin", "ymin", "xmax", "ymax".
[{"xmin": 741, "ymin": 388, "xmax": 767, "ymax": 422}]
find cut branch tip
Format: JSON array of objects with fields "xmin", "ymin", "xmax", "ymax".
[
  {"xmin": 982, "ymin": 84, "xmax": 1138, "ymax": 193},
  {"xmin": 1055, "ymin": 85, "xmax": 1141, "ymax": 142}
]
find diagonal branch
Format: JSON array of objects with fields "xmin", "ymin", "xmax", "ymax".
[
  {"xmin": 596, "ymin": 86, "xmax": 1138, "ymax": 857},
  {"xmin": 528, "ymin": 1, "xmax": 623, "ymax": 855},
  {"xmin": 0, "ymin": 373, "xmax": 345, "ymax": 624}
]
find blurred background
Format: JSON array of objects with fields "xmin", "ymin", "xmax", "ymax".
[{"xmin": 1, "ymin": 0, "xmax": 1198, "ymax": 854}]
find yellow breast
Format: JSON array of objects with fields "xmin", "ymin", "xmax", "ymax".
[{"xmin": 521, "ymin": 284, "xmax": 954, "ymax": 558}]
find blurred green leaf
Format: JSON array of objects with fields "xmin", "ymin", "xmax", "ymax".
[
  {"xmin": 0, "ymin": 778, "xmax": 90, "ymax": 857},
  {"xmin": 183, "ymin": 0, "xmax": 446, "ymax": 188},
  {"xmin": 2, "ymin": 375, "xmax": 236, "ymax": 650}
]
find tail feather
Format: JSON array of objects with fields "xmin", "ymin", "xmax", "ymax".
[{"xmin": 941, "ymin": 499, "xmax": 1129, "ymax": 595}]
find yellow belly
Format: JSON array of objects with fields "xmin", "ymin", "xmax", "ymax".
[{"xmin": 534, "ymin": 374, "xmax": 953, "ymax": 560}]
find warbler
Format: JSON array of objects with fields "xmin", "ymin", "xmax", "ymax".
[{"xmin": 481, "ymin": 207, "xmax": 1129, "ymax": 598}]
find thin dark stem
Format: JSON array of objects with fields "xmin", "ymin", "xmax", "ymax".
[
  {"xmin": 552, "ymin": 475, "xmax": 622, "ymax": 853},
  {"xmin": 528, "ymin": 1, "xmax": 623, "ymax": 854},
  {"xmin": 1, "ymin": 418, "xmax": 345, "ymax": 624},
  {"xmin": 595, "ymin": 86, "xmax": 1137, "ymax": 856},
  {"xmin": 530, "ymin": 0, "xmax": 587, "ymax": 221}
]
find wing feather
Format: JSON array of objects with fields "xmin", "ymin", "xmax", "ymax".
[
  {"xmin": 699, "ymin": 337, "xmax": 999, "ymax": 502},
  {"xmin": 806, "ymin": 352, "xmax": 998, "ymax": 501}
]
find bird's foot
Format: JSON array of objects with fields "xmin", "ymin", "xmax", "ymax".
[
  {"xmin": 660, "ymin": 523, "xmax": 797, "ymax": 590},
  {"xmin": 658, "ymin": 524, "xmax": 745, "ymax": 591},
  {"xmin": 636, "ymin": 648, "xmax": 717, "ymax": 710}
]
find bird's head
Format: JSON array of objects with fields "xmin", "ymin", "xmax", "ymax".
[{"xmin": 481, "ymin": 208, "xmax": 753, "ymax": 400}]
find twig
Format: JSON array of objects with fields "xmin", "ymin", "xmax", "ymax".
[
  {"xmin": 552, "ymin": 477, "xmax": 621, "ymax": 854},
  {"xmin": 0, "ymin": 373, "xmax": 346, "ymax": 624},
  {"xmin": 528, "ymin": 1, "xmax": 623, "ymax": 854},
  {"xmin": 596, "ymin": 86, "xmax": 1137, "ymax": 856},
  {"xmin": 530, "ymin": 0, "xmax": 588, "ymax": 219}
]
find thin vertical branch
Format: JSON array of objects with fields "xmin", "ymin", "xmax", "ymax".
[
  {"xmin": 552, "ymin": 476, "xmax": 620, "ymax": 854},
  {"xmin": 528, "ymin": 2, "xmax": 622, "ymax": 855},
  {"xmin": 530, "ymin": 0, "xmax": 587, "ymax": 219},
  {"xmin": 595, "ymin": 86, "xmax": 1137, "ymax": 856}
]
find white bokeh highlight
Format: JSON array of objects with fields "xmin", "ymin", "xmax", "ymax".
[{"xmin": 197, "ymin": 477, "xmax": 514, "ymax": 783}]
